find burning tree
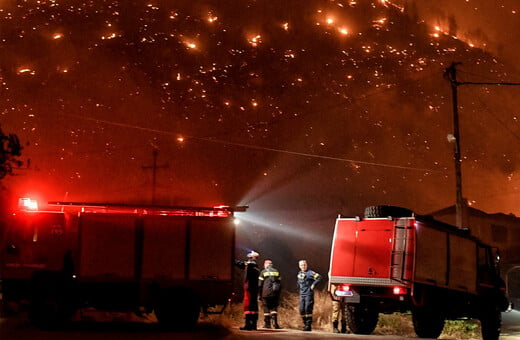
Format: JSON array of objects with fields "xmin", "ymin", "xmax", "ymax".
[{"xmin": 0, "ymin": 128, "xmax": 22, "ymax": 180}]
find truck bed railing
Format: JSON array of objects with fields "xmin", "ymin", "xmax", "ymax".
[{"xmin": 42, "ymin": 201, "xmax": 248, "ymax": 217}]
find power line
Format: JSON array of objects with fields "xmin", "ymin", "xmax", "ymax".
[
  {"xmin": 187, "ymin": 135, "xmax": 445, "ymax": 172},
  {"xmin": 474, "ymin": 95, "xmax": 520, "ymax": 146},
  {"xmin": 458, "ymin": 81, "xmax": 520, "ymax": 86},
  {"xmin": 453, "ymin": 68, "xmax": 520, "ymax": 146},
  {"xmin": 444, "ymin": 62, "xmax": 520, "ymax": 228},
  {"xmin": 65, "ymin": 113, "xmax": 446, "ymax": 173}
]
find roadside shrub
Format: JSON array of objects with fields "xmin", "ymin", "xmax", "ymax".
[
  {"xmin": 375, "ymin": 313, "xmax": 415, "ymax": 336},
  {"xmin": 442, "ymin": 319, "xmax": 481, "ymax": 339},
  {"xmin": 217, "ymin": 289, "xmax": 482, "ymax": 339}
]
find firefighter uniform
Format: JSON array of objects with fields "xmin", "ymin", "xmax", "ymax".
[
  {"xmin": 235, "ymin": 251, "xmax": 260, "ymax": 330},
  {"xmin": 297, "ymin": 260, "xmax": 322, "ymax": 331},
  {"xmin": 258, "ymin": 259, "xmax": 281, "ymax": 329},
  {"xmin": 330, "ymin": 284, "xmax": 349, "ymax": 333}
]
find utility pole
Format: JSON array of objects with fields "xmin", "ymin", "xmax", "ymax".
[
  {"xmin": 445, "ymin": 62, "xmax": 520, "ymax": 229},
  {"xmin": 142, "ymin": 147, "xmax": 169, "ymax": 205},
  {"xmin": 445, "ymin": 62, "xmax": 465, "ymax": 229}
]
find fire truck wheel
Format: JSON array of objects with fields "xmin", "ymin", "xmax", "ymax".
[
  {"xmin": 346, "ymin": 303, "xmax": 378, "ymax": 335},
  {"xmin": 155, "ymin": 287, "xmax": 201, "ymax": 330},
  {"xmin": 364, "ymin": 206, "xmax": 414, "ymax": 218},
  {"xmin": 479, "ymin": 306, "xmax": 501, "ymax": 340},
  {"xmin": 28, "ymin": 271, "xmax": 76, "ymax": 329},
  {"xmin": 412, "ymin": 307, "xmax": 445, "ymax": 339}
]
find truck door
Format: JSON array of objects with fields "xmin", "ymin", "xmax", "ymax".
[
  {"xmin": 414, "ymin": 223, "xmax": 448, "ymax": 286},
  {"xmin": 449, "ymin": 235, "xmax": 477, "ymax": 293},
  {"xmin": 330, "ymin": 219, "xmax": 394, "ymax": 280},
  {"xmin": 2, "ymin": 212, "xmax": 69, "ymax": 279},
  {"xmin": 189, "ymin": 217, "xmax": 234, "ymax": 281},
  {"xmin": 352, "ymin": 219, "xmax": 394, "ymax": 279},
  {"xmin": 141, "ymin": 215, "xmax": 187, "ymax": 280},
  {"xmin": 78, "ymin": 213, "xmax": 136, "ymax": 279}
]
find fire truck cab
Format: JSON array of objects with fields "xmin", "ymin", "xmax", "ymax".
[
  {"xmin": 1, "ymin": 198, "xmax": 242, "ymax": 328},
  {"xmin": 328, "ymin": 205, "xmax": 508, "ymax": 340}
]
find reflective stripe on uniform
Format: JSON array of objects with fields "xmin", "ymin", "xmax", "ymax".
[{"xmin": 263, "ymin": 271, "xmax": 280, "ymax": 277}]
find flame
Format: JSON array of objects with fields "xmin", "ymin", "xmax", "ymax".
[
  {"xmin": 17, "ymin": 67, "xmax": 35, "ymax": 75},
  {"xmin": 207, "ymin": 13, "xmax": 218, "ymax": 23},
  {"xmin": 182, "ymin": 39, "xmax": 198, "ymax": 50},
  {"xmin": 101, "ymin": 32, "xmax": 117, "ymax": 40},
  {"xmin": 248, "ymin": 34, "xmax": 262, "ymax": 47}
]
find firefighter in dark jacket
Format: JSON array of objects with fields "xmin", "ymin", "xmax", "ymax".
[
  {"xmin": 258, "ymin": 259, "xmax": 282, "ymax": 329},
  {"xmin": 297, "ymin": 259, "xmax": 322, "ymax": 331},
  {"xmin": 234, "ymin": 251, "xmax": 260, "ymax": 330}
]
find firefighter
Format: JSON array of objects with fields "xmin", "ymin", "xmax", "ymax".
[
  {"xmin": 330, "ymin": 283, "xmax": 349, "ymax": 333},
  {"xmin": 297, "ymin": 259, "xmax": 321, "ymax": 331},
  {"xmin": 258, "ymin": 259, "xmax": 282, "ymax": 329},
  {"xmin": 234, "ymin": 250, "xmax": 260, "ymax": 330}
]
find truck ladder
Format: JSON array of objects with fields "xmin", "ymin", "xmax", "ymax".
[{"xmin": 390, "ymin": 223, "xmax": 411, "ymax": 282}]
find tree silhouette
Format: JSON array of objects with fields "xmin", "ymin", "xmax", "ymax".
[{"xmin": 0, "ymin": 128, "xmax": 22, "ymax": 180}]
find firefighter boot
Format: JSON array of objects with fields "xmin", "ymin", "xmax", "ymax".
[
  {"xmin": 271, "ymin": 314, "xmax": 281, "ymax": 329},
  {"xmin": 263, "ymin": 315, "xmax": 271, "ymax": 329},
  {"xmin": 239, "ymin": 315, "xmax": 248, "ymax": 330},
  {"xmin": 341, "ymin": 321, "xmax": 349, "ymax": 333},
  {"xmin": 240, "ymin": 315, "xmax": 253, "ymax": 330},
  {"xmin": 332, "ymin": 320, "xmax": 340, "ymax": 333},
  {"xmin": 251, "ymin": 314, "xmax": 258, "ymax": 331},
  {"xmin": 303, "ymin": 317, "xmax": 312, "ymax": 332}
]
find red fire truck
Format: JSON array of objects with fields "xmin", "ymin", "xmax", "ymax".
[
  {"xmin": 328, "ymin": 205, "xmax": 509, "ymax": 340},
  {"xmin": 0, "ymin": 198, "xmax": 245, "ymax": 328}
]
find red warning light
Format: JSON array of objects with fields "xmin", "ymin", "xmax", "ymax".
[
  {"xmin": 335, "ymin": 284, "xmax": 353, "ymax": 297},
  {"xmin": 18, "ymin": 198, "xmax": 38, "ymax": 211},
  {"xmin": 392, "ymin": 286, "xmax": 407, "ymax": 295}
]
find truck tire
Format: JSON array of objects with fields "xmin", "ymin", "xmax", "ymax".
[
  {"xmin": 412, "ymin": 307, "xmax": 445, "ymax": 338},
  {"xmin": 346, "ymin": 303, "xmax": 379, "ymax": 335},
  {"xmin": 29, "ymin": 271, "xmax": 76, "ymax": 329},
  {"xmin": 155, "ymin": 287, "xmax": 201, "ymax": 330},
  {"xmin": 364, "ymin": 206, "xmax": 414, "ymax": 218},
  {"xmin": 479, "ymin": 306, "xmax": 501, "ymax": 340}
]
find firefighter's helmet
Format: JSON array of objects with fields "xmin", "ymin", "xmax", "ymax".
[{"xmin": 247, "ymin": 250, "xmax": 259, "ymax": 259}]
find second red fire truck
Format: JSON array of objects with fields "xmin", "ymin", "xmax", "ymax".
[
  {"xmin": 329, "ymin": 205, "xmax": 508, "ymax": 340},
  {"xmin": 1, "ymin": 198, "xmax": 244, "ymax": 328}
]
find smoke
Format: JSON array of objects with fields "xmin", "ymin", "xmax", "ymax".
[
  {"xmin": 401, "ymin": 0, "xmax": 520, "ymax": 69},
  {"xmin": 2, "ymin": 0, "xmax": 520, "ymax": 217}
]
